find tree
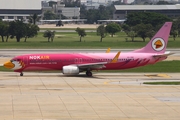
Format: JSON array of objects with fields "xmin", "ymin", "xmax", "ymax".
[
  {"xmin": 24, "ymin": 24, "xmax": 40, "ymax": 42},
  {"xmin": 146, "ymin": 30, "xmax": 155, "ymax": 40},
  {"xmin": 43, "ymin": 10, "xmax": 57, "ymax": 20},
  {"xmin": 28, "ymin": 13, "xmax": 41, "ymax": 25},
  {"xmin": 98, "ymin": 5, "xmax": 110, "ymax": 20},
  {"xmin": 4, "ymin": 22, "xmax": 10, "ymax": 42},
  {"xmin": 80, "ymin": 5, "xmax": 87, "ymax": 19},
  {"xmin": 125, "ymin": 12, "xmax": 171, "ymax": 28},
  {"xmin": 171, "ymin": 30, "xmax": 178, "ymax": 41},
  {"xmin": 62, "ymin": 0, "xmax": 80, "ymax": 7},
  {"xmin": 105, "ymin": 23, "xmax": 121, "ymax": 37},
  {"xmin": 122, "ymin": 24, "xmax": 136, "ymax": 41},
  {"xmin": 9, "ymin": 20, "xmax": 26, "ymax": 42},
  {"xmin": 43, "ymin": 30, "xmax": 55, "ymax": 42},
  {"xmin": 133, "ymin": 23, "xmax": 153, "ymax": 42},
  {"xmin": 0, "ymin": 21, "xmax": 9, "ymax": 42},
  {"xmin": 127, "ymin": 31, "xmax": 136, "ymax": 42},
  {"xmin": 86, "ymin": 9, "xmax": 98, "ymax": 24},
  {"xmin": 75, "ymin": 27, "xmax": 86, "ymax": 42},
  {"xmin": 172, "ymin": 17, "xmax": 180, "ymax": 37},
  {"xmin": 156, "ymin": 1, "xmax": 172, "ymax": 5},
  {"xmin": 97, "ymin": 25, "xmax": 107, "ymax": 42},
  {"xmin": 85, "ymin": 5, "xmax": 113, "ymax": 24},
  {"xmin": 122, "ymin": 24, "xmax": 131, "ymax": 34}
]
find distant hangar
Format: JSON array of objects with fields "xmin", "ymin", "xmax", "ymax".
[
  {"xmin": 0, "ymin": 0, "xmax": 41, "ymax": 20},
  {"xmin": 114, "ymin": 5, "xmax": 180, "ymax": 19}
]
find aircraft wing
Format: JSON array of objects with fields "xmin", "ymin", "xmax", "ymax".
[
  {"xmin": 153, "ymin": 51, "xmax": 175, "ymax": 57},
  {"xmin": 77, "ymin": 62, "xmax": 108, "ymax": 69},
  {"xmin": 71, "ymin": 51, "xmax": 120, "ymax": 70}
]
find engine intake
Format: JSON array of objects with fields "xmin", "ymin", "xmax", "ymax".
[{"xmin": 62, "ymin": 66, "xmax": 79, "ymax": 75}]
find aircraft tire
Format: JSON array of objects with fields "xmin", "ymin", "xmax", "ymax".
[
  {"xmin": 86, "ymin": 71, "xmax": 92, "ymax": 77},
  {"xmin": 20, "ymin": 73, "xmax": 23, "ymax": 76}
]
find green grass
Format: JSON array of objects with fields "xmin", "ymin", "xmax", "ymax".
[
  {"xmin": 1, "ymin": 61, "xmax": 180, "ymax": 72},
  {"xmin": 0, "ymin": 32, "xmax": 179, "ymax": 49},
  {"xmin": 100, "ymin": 60, "xmax": 180, "ymax": 73},
  {"xmin": 0, "ymin": 67, "xmax": 11, "ymax": 72},
  {"xmin": 143, "ymin": 82, "xmax": 180, "ymax": 85}
]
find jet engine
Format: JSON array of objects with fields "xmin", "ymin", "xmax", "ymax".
[{"xmin": 62, "ymin": 66, "xmax": 79, "ymax": 75}]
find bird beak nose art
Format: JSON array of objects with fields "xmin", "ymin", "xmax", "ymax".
[{"xmin": 3, "ymin": 61, "xmax": 15, "ymax": 69}]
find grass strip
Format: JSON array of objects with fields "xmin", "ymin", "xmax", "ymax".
[
  {"xmin": 143, "ymin": 82, "xmax": 180, "ymax": 85},
  {"xmin": 0, "ymin": 32, "xmax": 179, "ymax": 49},
  {"xmin": 100, "ymin": 60, "xmax": 180, "ymax": 73}
]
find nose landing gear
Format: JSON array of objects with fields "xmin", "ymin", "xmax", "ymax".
[{"xmin": 20, "ymin": 72, "xmax": 23, "ymax": 76}]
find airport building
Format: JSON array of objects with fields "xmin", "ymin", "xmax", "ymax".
[
  {"xmin": 0, "ymin": 0, "xmax": 42, "ymax": 21},
  {"xmin": 42, "ymin": 0, "xmax": 80, "ymax": 19},
  {"xmin": 114, "ymin": 5, "xmax": 180, "ymax": 19},
  {"xmin": 0, "ymin": 0, "xmax": 80, "ymax": 21}
]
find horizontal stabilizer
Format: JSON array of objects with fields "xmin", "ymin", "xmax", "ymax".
[{"xmin": 153, "ymin": 51, "xmax": 175, "ymax": 58}]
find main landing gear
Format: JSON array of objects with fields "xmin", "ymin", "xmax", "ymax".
[
  {"xmin": 20, "ymin": 72, "xmax": 23, "ymax": 76},
  {"xmin": 86, "ymin": 71, "xmax": 92, "ymax": 77}
]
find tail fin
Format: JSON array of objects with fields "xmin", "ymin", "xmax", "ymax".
[{"xmin": 132, "ymin": 22, "xmax": 172, "ymax": 53}]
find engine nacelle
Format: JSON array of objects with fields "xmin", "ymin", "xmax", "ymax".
[{"xmin": 62, "ymin": 66, "xmax": 79, "ymax": 75}]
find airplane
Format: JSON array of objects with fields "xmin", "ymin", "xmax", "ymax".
[
  {"xmin": 2, "ymin": 19, "xmax": 16, "ymax": 22},
  {"xmin": 3, "ymin": 22, "xmax": 173, "ymax": 77}
]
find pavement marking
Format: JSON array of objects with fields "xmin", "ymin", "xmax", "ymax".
[
  {"xmin": 0, "ymin": 72, "xmax": 180, "ymax": 120},
  {"xmin": 145, "ymin": 74, "xmax": 171, "ymax": 78}
]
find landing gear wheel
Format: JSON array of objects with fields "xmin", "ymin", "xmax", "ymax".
[
  {"xmin": 86, "ymin": 71, "xmax": 92, "ymax": 77},
  {"xmin": 20, "ymin": 72, "xmax": 23, "ymax": 76}
]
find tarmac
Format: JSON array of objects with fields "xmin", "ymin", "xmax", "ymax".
[
  {"xmin": 0, "ymin": 24, "xmax": 179, "ymax": 119},
  {"xmin": 38, "ymin": 24, "xmax": 99, "ymax": 29},
  {"xmin": 0, "ymin": 72, "xmax": 180, "ymax": 120}
]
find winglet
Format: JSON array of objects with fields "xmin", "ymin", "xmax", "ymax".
[
  {"xmin": 106, "ymin": 48, "xmax": 111, "ymax": 53},
  {"xmin": 111, "ymin": 51, "xmax": 120, "ymax": 63}
]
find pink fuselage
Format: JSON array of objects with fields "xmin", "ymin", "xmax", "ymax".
[{"xmin": 13, "ymin": 53, "xmax": 166, "ymax": 72}]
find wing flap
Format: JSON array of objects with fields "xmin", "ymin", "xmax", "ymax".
[{"xmin": 78, "ymin": 62, "xmax": 107, "ymax": 69}]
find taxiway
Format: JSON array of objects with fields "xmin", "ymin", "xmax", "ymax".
[{"xmin": 0, "ymin": 72, "xmax": 180, "ymax": 120}]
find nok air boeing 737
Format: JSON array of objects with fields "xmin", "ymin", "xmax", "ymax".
[{"xmin": 4, "ymin": 22, "xmax": 173, "ymax": 77}]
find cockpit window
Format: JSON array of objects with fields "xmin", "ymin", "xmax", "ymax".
[{"xmin": 10, "ymin": 59, "xmax": 19, "ymax": 62}]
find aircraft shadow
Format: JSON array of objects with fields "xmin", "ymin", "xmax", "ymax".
[{"xmin": 5, "ymin": 74, "xmax": 103, "ymax": 79}]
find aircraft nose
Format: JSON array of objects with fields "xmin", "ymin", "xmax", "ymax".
[{"xmin": 3, "ymin": 61, "xmax": 14, "ymax": 69}]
